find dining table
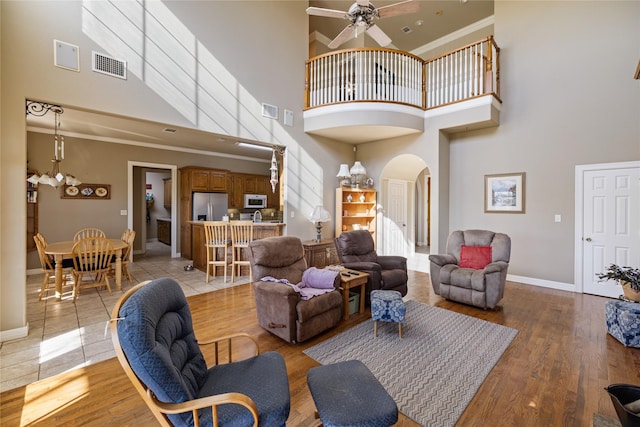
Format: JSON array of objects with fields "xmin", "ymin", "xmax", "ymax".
[{"xmin": 44, "ymin": 238, "xmax": 129, "ymax": 301}]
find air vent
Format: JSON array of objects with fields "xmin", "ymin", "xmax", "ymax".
[
  {"xmin": 92, "ymin": 51, "xmax": 127, "ymax": 79},
  {"xmin": 401, "ymin": 26, "xmax": 412, "ymax": 34},
  {"xmin": 261, "ymin": 103, "xmax": 278, "ymax": 120}
]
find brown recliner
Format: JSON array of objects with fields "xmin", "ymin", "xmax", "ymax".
[
  {"xmin": 248, "ymin": 236, "xmax": 342, "ymax": 343},
  {"xmin": 428, "ymin": 229, "xmax": 511, "ymax": 309},
  {"xmin": 334, "ymin": 230, "xmax": 408, "ymax": 302}
]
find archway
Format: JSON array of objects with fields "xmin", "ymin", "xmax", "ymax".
[{"xmin": 377, "ymin": 154, "xmax": 431, "ymax": 272}]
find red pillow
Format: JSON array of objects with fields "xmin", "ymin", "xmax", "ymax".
[{"xmin": 459, "ymin": 245, "xmax": 492, "ymax": 269}]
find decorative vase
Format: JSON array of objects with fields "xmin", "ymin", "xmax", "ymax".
[
  {"xmin": 346, "ymin": 194, "xmax": 352, "ymax": 203},
  {"xmin": 622, "ymin": 281, "xmax": 640, "ymax": 302},
  {"xmin": 359, "ymin": 193, "xmax": 365, "ymax": 202}
]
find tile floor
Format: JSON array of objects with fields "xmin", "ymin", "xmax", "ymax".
[
  {"xmin": 0, "ymin": 241, "xmax": 245, "ymax": 393},
  {"xmin": 0, "ymin": 242, "xmax": 430, "ymax": 393}
]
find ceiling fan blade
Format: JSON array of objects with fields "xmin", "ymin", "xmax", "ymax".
[
  {"xmin": 377, "ymin": 0, "xmax": 420, "ymax": 19},
  {"xmin": 328, "ymin": 25, "xmax": 356, "ymax": 49},
  {"xmin": 366, "ymin": 24, "xmax": 392, "ymax": 47},
  {"xmin": 306, "ymin": 6, "xmax": 348, "ymax": 19},
  {"xmin": 356, "ymin": 0, "xmax": 370, "ymax": 6}
]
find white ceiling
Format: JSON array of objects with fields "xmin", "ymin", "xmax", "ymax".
[{"xmin": 26, "ymin": 1, "xmax": 493, "ymax": 156}]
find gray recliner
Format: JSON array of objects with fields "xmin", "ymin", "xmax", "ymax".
[
  {"xmin": 428, "ymin": 229, "xmax": 511, "ymax": 309},
  {"xmin": 249, "ymin": 236, "xmax": 342, "ymax": 343}
]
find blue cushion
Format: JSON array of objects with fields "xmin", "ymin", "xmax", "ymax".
[
  {"xmin": 198, "ymin": 352, "xmax": 290, "ymax": 426},
  {"xmin": 117, "ymin": 278, "xmax": 208, "ymax": 426},
  {"xmin": 307, "ymin": 360, "xmax": 398, "ymax": 427}
]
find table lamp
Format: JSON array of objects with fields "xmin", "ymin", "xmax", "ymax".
[
  {"xmin": 350, "ymin": 161, "xmax": 366, "ymax": 188},
  {"xmin": 309, "ymin": 206, "xmax": 331, "ymax": 242},
  {"xmin": 336, "ymin": 164, "xmax": 352, "ymax": 187}
]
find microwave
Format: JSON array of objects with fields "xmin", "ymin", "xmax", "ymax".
[{"xmin": 244, "ymin": 194, "xmax": 267, "ymax": 209}]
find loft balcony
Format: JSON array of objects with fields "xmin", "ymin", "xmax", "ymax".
[{"xmin": 303, "ymin": 36, "xmax": 502, "ymax": 143}]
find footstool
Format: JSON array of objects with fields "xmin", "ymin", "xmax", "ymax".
[
  {"xmin": 606, "ymin": 300, "xmax": 640, "ymax": 348},
  {"xmin": 307, "ymin": 360, "xmax": 398, "ymax": 427},
  {"xmin": 371, "ymin": 289, "xmax": 406, "ymax": 337}
]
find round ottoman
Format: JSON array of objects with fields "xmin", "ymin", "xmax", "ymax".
[{"xmin": 371, "ymin": 289, "xmax": 406, "ymax": 337}]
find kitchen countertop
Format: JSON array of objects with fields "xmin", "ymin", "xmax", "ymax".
[{"xmin": 189, "ymin": 221, "xmax": 284, "ymax": 226}]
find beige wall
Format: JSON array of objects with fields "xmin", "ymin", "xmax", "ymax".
[
  {"xmin": 359, "ymin": 1, "xmax": 640, "ymax": 286},
  {"xmin": 1, "ymin": 1, "xmax": 352, "ymax": 338}
]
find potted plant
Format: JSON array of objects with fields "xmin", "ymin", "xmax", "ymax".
[{"xmin": 597, "ymin": 264, "xmax": 640, "ymax": 302}]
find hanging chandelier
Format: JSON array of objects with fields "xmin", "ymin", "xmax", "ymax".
[
  {"xmin": 270, "ymin": 145, "xmax": 285, "ymax": 193},
  {"xmin": 26, "ymin": 101, "xmax": 81, "ymax": 188}
]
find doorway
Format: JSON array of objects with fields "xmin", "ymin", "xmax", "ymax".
[
  {"xmin": 128, "ymin": 161, "xmax": 178, "ymax": 258},
  {"xmin": 378, "ymin": 154, "xmax": 430, "ymax": 272},
  {"xmin": 575, "ymin": 161, "xmax": 640, "ymax": 297}
]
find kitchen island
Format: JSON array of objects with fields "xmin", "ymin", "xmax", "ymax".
[{"xmin": 189, "ymin": 221, "xmax": 285, "ymax": 273}]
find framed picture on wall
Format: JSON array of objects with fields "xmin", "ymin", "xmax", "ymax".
[{"xmin": 484, "ymin": 172, "xmax": 525, "ymax": 213}]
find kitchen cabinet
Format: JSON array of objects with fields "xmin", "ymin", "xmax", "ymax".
[
  {"xmin": 26, "ymin": 169, "xmax": 38, "ymax": 252},
  {"xmin": 186, "ymin": 168, "xmax": 228, "ymax": 192},
  {"xmin": 227, "ymin": 173, "xmax": 277, "ymax": 210},
  {"xmin": 228, "ymin": 174, "xmax": 244, "ymax": 209},
  {"xmin": 157, "ymin": 218, "xmax": 171, "ymax": 245},
  {"xmin": 163, "ymin": 178, "xmax": 172, "ymax": 208},
  {"xmin": 335, "ymin": 188, "xmax": 376, "ymax": 238},
  {"xmin": 303, "ymin": 239, "xmax": 339, "ymax": 269}
]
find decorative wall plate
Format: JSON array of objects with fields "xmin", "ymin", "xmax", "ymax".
[
  {"xmin": 65, "ymin": 186, "xmax": 79, "ymax": 196},
  {"xmin": 95, "ymin": 187, "xmax": 108, "ymax": 197}
]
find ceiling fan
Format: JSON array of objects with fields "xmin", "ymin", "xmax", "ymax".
[{"xmin": 307, "ymin": 0, "xmax": 420, "ymax": 49}]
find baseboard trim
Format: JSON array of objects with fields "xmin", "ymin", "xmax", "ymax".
[
  {"xmin": 1, "ymin": 323, "xmax": 29, "ymax": 343},
  {"xmin": 507, "ymin": 274, "xmax": 575, "ymax": 293}
]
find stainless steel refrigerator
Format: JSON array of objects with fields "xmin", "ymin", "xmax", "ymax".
[{"xmin": 192, "ymin": 192, "xmax": 228, "ymax": 221}]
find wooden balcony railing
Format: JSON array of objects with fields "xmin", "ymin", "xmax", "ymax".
[{"xmin": 305, "ymin": 36, "xmax": 500, "ymax": 111}]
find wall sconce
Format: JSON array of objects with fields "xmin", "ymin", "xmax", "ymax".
[
  {"xmin": 336, "ymin": 164, "xmax": 352, "ymax": 187},
  {"xmin": 25, "ymin": 101, "xmax": 81, "ymax": 188},
  {"xmin": 309, "ymin": 206, "xmax": 331, "ymax": 242},
  {"xmin": 350, "ymin": 161, "xmax": 366, "ymax": 188}
]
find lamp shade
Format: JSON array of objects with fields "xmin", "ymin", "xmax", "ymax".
[
  {"xmin": 336, "ymin": 164, "xmax": 351, "ymax": 178},
  {"xmin": 350, "ymin": 161, "xmax": 366, "ymax": 176},
  {"xmin": 309, "ymin": 206, "xmax": 331, "ymax": 223}
]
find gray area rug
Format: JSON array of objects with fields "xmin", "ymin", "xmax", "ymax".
[{"xmin": 304, "ymin": 300, "xmax": 518, "ymax": 426}]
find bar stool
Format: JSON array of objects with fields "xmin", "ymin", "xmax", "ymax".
[
  {"xmin": 229, "ymin": 220, "xmax": 253, "ymax": 283},
  {"xmin": 203, "ymin": 221, "xmax": 230, "ymax": 283}
]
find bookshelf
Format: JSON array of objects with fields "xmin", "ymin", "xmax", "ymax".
[{"xmin": 335, "ymin": 187, "xmax": 376, "ymax": 238}]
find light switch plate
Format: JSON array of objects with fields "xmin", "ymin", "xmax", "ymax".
[{"xmin": 554, "ymin": 214, "xmax": 561, "ymax": 222}]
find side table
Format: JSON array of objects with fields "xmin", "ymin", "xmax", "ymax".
[{"xmin": 339, "ymin": 269, "xmax": 368, "ymax": 320}]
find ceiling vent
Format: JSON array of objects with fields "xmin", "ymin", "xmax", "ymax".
[
  {"xmin": 401, "ymin": 26, "xmax": 413, "ymax": 34},
  {"xmin": 92, "ymin": 51, "xmax": 127, "ymax": 79},
  {"xmin": 261, "ymin": 103, "xmax": 278, "ymax": 120}
]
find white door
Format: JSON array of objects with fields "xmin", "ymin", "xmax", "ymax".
[
  {"xmin": 385, "ymin": 179, "xmax": 408, "ymax": 257},
  {"xmin": 581, "ymin": 165, "xmax": 640, "ymax": 297}
]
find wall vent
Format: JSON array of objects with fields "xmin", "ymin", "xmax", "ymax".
[
  {"xmin": 261, "ymin": 103, "xmax": 278, "ymax": 120},
  {"xmin": 92, "ymin": 51, "xmax": 127, "ymax": 79},
  {"xmin": 401, "ymin": 26, "xmax": 412, "ymax": 34}
]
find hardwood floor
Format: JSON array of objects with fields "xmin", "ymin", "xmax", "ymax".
[{"xmin": 1, "ymin": 270, "xmax": 638, "ymax": 426}]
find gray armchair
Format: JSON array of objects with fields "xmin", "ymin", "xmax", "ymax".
[
  {"xmin": 429, "ymin": 229, "xmax": 511, "ymax": 309},
  {"xmin": 249, "ymin": 236, "xmax": 342, "ymax": 343},
  {"xmin": 334, "ymin": 230, "xmax": 408, "ymax": 301}
]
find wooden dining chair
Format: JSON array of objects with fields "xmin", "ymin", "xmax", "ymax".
[
  {"xmin": 230, "ymin": 220, "xmax": 254, "ymax": 283},
  {"xmin": 34, "ymin": 233, "xmax": 74, "ymax": 300},
  {"xmin": 71, "ymin": 236, "xmax": 116, "ymax": 302},
  {"xmin": 73, "ymin": 227, "xmax": 106, "ymax": 241},
  {"xmin": 109, "ymin": 229, "xmax": 136, "ymax": 282},
  {"xmin": 203, "ymin": 221, "xmax": 230, "ymax": 283}
]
